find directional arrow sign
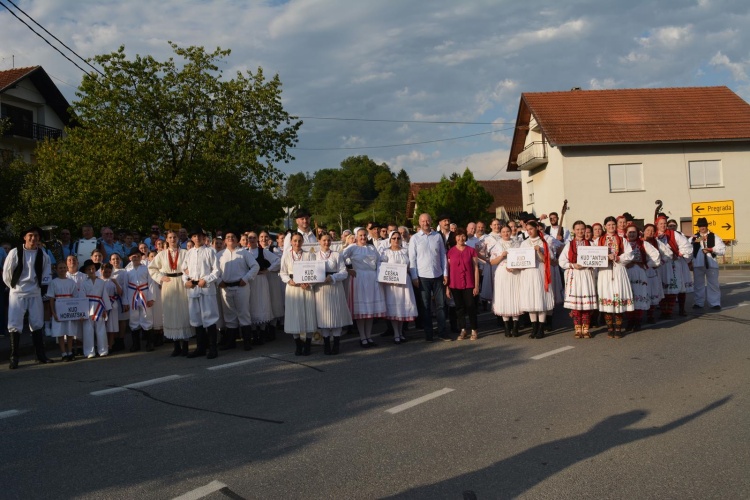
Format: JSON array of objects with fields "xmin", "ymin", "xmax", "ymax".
[
  {"xmin": 694, "ymin": 205, "xmax": 704, "ymax": 213},
  {"xmin": 691, "ymin": 200, "xmax": 733, "ymax": 216},
  {"xmin": 692, "ymin": 214, "xmax": 735, "ymax": 240}
]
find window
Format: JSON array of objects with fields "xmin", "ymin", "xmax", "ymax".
[
  {"xmin": 1, "ymin": 103, "xmax": 34, "ymax": 138},
  {"xmin": 689, "ymin": 160, "xmax": 722, "ymax": 188},
  {"xmin": 527, "ymin": 180, "xmax": 534, "ymax": 205},
  {"xmin": 609, "ymin": 163, "xmax": 643, "ymax": 192}
]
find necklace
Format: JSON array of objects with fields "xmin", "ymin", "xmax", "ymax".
[{"xmin": 167, "ymin": 248, "xmax": 179, "ymax": 271}]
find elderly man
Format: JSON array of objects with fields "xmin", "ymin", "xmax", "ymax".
[
  {"xmin": 98, "ymin": 226, "xmax": 121, "ymax": 260},
  {"xmin": 408, "ymin": 213, "xmax": 451, "ymax": 342},
  {"xmin": 691, "ymin": 217, "xmax": 725, "ymax": 310}
]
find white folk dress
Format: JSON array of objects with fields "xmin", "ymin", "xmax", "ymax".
[
  {"xmin": 280, "ymin": 249, "xmax": 317, "ymax": 334},
  {"xmin": 245, "ymin": 247, "xmax": 277, "ymax": 325},
  {"xmin": 559, "ymin": 240, "xmax": 598, "ymax": 311},
  {"xmin": 267, "ymin": 246, "xmax": 285, "ymax": 320},
  {"xmin": 341, "ymin": 244, "xmax": 386, "ymax": 320},
  {"xmin": 624, "ymin": 240, "xmax": 661, "ymax": 311},
  {"xmin": 379, "ymin": 247, "xmax": 418, "ymax": 322},
  {"xmin": 655, "ymin": 231, "xmax": 692, "ymax": 295},
  {"xmin": 491, "ymin": 239, "xmax": 522, "ymax": 317},
  {"xmin": 479, "ymin": 233, "xmax": 502, "ymax": 302},
  {"xmin": 46, "ymin": 277, "xmax": 78, "ymax": 338},
  {"xmin": 519, "ymin": 237, "xmax": 555, "ymax": 313},
  {"xmin": 148, "ymin": 248, "xmax": 193, "ymax": 340},
  {"xmin": 313, "ymin": 250, "xmax": 353, "ymax": 328},
  {"xmin": 596, "ymin": 235, "xmax": 635, "ymax": 314}
]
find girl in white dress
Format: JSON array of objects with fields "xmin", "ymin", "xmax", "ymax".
[
  {"xmin": 667, "ymin": 219, "xmax": 694, "ymax": 316},
  {"xmin": 597, "ymin": 217, "xmax": 635, "ymax": 338},
  {"xmin": 559, "ymin": 221, "xmax": 598, "ymax": 339},
  {"xmin": 245, "ymin": 232, "xmax": 280, "ymax": 345},
  {"xmin": 280, "ymin": 233, "xmax": 317, "ymax": 356},
  {"xmin": 47, "ymin": 261, "xmax": 79, "ymax": 361},
  {"xmin": 314, "ymin": 234, "xmax": 352, "ymax": 354},
  {"xmin": 490, "ymin": 226, "xmax": 521, "ymax": 337},
  {"xmin": 519, "ymin": 221, "xmax": 555, "ymax": 339},
  {"xmin": 109, "ymin": 253, "xmax": 129, "ymax": 352},
  {"xmin": 623, "ymin": 223, "xmax": 661, "ymax": 332},
  {"xmin": 379, "ymin": 231, "xmax": 417, "ymax": 344},
  {"xmin": 261, "ymin": 230, "xmax": 285, "ymax": 338},
  {"xmin": 341, "ymin": 228, "xmax": 386, "ymax": 348},
  {"xmin": 479, "ymin": 219, "xmax": 503, "ymax": 305},
  {"xmin": 642, "ymin": 224, "xmax": 665, "ymax": 323}
]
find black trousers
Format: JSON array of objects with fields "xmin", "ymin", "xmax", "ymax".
[{"xmin": 451, "ymin": 288, "xmax": 477, "ymax": 330}]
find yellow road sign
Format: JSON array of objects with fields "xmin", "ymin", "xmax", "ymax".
[
  {"xmin": 691, "ymin": 200, "xmax": 733, "ymax": 216},
  {"xmin": 691, "ymin": 214, "xmax": 735, "ymax": 240}
]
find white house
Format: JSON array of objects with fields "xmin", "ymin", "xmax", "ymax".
[
  {"xmin": 0, "ymin": 65, "xmax": 72, "ymax": 163},
  {"xmin": 506, "ymin": 86, "xmax": 750, "ymax": 260}
]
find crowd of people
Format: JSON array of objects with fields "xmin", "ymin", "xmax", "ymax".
[{"xmin": 1, "ymin": 206, "xmax": 726, "ymax": 369}]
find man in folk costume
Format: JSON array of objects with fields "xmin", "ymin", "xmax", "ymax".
[
  {"xmin": 183, "ymin": 227, "xmax": 222, "ymax": 359},
  {"xmin": 654, "ymin": 214, "xmax": 692, "ymax": 319},
  {"xmin": 2, "ymin": 226, "xmax": 54, "ymax": 368},
  {"xmin": 217, "ymin": 230, "xmax": 259, "ymax": 351},
  {"xmin": 691, "ymin": 217, "xmax": 725, "ymax": 310},
  {"xmin": 283, "ymin": 208, "xmax": 317, "ymax": 255}
]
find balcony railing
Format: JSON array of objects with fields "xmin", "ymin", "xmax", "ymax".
[
  {"xmin": 517, "ymin": 141, "xmax": 548, "ymax": 170},
  {"xmin": 2, "ymin": 121, "xmax": 63, "ymax": 140}
]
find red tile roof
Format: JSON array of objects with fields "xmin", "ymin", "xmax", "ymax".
[
  {"xmin": 406, "ymin": 179, "xmax": 522, "ymax": 219},
  {"xmin": 0, "ymin": 66, "xmax": 39, "ymax": 92},
  {"xmin": 507, "ymin": 86, "xmax": 750, "ymax": 172}
]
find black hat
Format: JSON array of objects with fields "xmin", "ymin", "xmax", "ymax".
[
  {"xmin": 21, "ymin": 226, "xmax": 43, "ymax": 238},
  {"xmin": 189, "ymin": 226, "xmax": 206, "ymax": 237},
  {"xmin": 294, "ymin": 208, "xmax": 311, "ymax": 219},
  {"xmin": 436, "ymin": 213, "xmax": 451, "ymax": 223},
  {"xmin": 696, "ymin": 217, "xmax": 709, "ymax": 227},
  {"xmin": 80, "ymin": 259, "xmax": 101, "ymax": 272},
  {"xmin": 128, "ymin": 247, "xmax": 142, "ymax": 258}
]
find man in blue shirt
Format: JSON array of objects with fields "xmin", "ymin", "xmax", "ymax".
[{"xmin": 408, "ymin": 213, "xmax": 451, "ymax": 342}]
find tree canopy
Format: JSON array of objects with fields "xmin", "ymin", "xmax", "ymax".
[
  {"xmin": 11, "ymin": 43, "xmax": 301, "ymax": 233},
  {"xmin": 413, "ymin": 168, "xmax": 493, "ymax": 227}
]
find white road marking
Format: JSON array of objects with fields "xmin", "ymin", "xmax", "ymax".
[
  {"xmin": 0, "ymin": 409, "xmax": 27, "ymax": 420},
  {"xmin": 386, "ymin": 388, "xmax": 455, "ymax": 414},
  {"xmin": 172, "ymin": 480, "xmax": 227, "ymax": 500},
  {"xmin": 726, "ymin": 281, "xmax": 750, "ymax": 285},
  {"xmin": 206, "ymin": 357, "xmax": 264, "ymax": 371},
  {"xmin": 531, "ymin": 346, "xmax": 575, "ymax": 360},
  {"xmin": 90, "ymin": 375, "xmax": 185, "ymax": 396}
]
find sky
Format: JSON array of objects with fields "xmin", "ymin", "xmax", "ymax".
[{"xmin": 1, "ymin": 0, "xmax": 749, "ymax": 183}]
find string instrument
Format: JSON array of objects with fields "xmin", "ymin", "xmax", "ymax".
[
  {"xmin": 41, "ymin": 225, "xmax": 64, "ymax": 266},
  {"xmin": 654, "ymin": 199, "xmax": 663, "ymax": 223},
  {"xmin": 556, "ymin": 199, "xmax": 569, "ymax": 242}
]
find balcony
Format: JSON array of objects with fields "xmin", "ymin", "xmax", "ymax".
[
  {"xmin": 2, "ymin": 121, "xmax": 63, "ymax": 141},
  {"xmin": 517, "ymin": 141, "xmax": 548, "ymax": 170}
]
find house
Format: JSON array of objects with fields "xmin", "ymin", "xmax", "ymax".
[
  {"xmin": 0, "ymin": 65, "xmax": 72, "ymax": 163},
  {"xmin": 406, "ymin": 179, "xmax": 522, "ymax": 223},
  {"xmin": 506, "ymin": 86, "xmax": 750, "ymax": 259}
]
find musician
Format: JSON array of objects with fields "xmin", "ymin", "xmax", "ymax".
[
  {"xmin": 59, "ymin": 228, "xmax": 75, "ymax": 259},
  {"xmin": 74, "ymin": 224, "xmax": 99, "ymax": 264},
  {"xmin": 542, "ymin": 212, "xmax": 570, "ymax": 242},
  {"xmin": 691, "ymin": 217, "xmax": 725, "ymax": 310}
]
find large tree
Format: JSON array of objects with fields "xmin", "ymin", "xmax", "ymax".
[
  {"xmin": 13, "ymin": 43, "xmax": 301, "ymax": 232},
  {"xmin": 413, "ymin": 168, "xmax": 493, "ymax": 227}
]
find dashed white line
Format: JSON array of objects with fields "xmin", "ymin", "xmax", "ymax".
[
  {"xmin": 172, "ymin": 480, "xmax": 227, "ymax": 500},
  {"xmin": 90, "ymin": 375, "xmax": 186, "ymax": 396},
  {"xmin": 726, "ymin": 281, "xmax": 750, "ymax": 285},
  {"xmin": 386, "ymin": 388, "xmax": 455, "ymax": 414},
  {"xmin": 206, "ymin": 357, "xmax": 264, "ymax": 371},
  {"xmin": 530, "ymin": 346, "xmax": 575, "ymax": 360},
  {"xmin": 0, "ymin": 409, "xmax": 27, "ymax": 420}
]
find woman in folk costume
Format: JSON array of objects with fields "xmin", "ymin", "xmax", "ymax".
[
  {"xmin": 341, "ymin": 228, "xmax": 386, "ymax": 348},
  {"xmin": 667, "ymin": 219, "xmax": 694, "ymax": 316},
  {"xmin": 622, "ymin": 222, "xmax": 661, "ymax": 332},
  {"xmin": 244, "ymin": 231, "xmax": 280, "ymax": 345},
  {"xmin": 641, "ymin": 224, "xmax": 665, "ymax": 323},
  {"xmin": 518, "ymin": 221, "xmax": 555, "ymax": 339},
  {"xmin": 379, "ymin": 231, "xmax": 417, "ymax": 345},
  {"xmin": 654, "ymin": 215, "xmax": 692, "ymax": 319},
  {"xmin": 479, "ymin": 218, "xmax": 503, "ymax": 305},
  {"xmin": 597, "ymin": 216, "xmax": 635, "ymax": 338},
  {"xmin": 313, "ymin": 233, "xmax": 353, "ymax": 354},
  {"xmin": 280, "ymin": 233, "xmax": 318, "ymax": 356},
  {"xmin": 559, "ymin": 220, "xmax": 598, "ymax": 339},
  {"xmin": 148, "ymin": 231, "xmax": 193, "ymax": 356},
  {"xmin": 259, "ymin": 230, "xmax": 285, "ymax": 339},
  {"xmin": 490, "ymin": 225, "xmax": 522, "ymax": 337}
]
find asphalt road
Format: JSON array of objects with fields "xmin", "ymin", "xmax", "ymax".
[{"xmin": 2, "ymin": 272, "xmax": 749, "ymax": 499}]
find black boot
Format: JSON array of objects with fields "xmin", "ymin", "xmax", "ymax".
[
  {"xmin": 206, "ymin": 325, "xmax": 218, "ymax": 359},
  {"xmin": 537, "ymin": 321, "xmax": 546, "ymax": 339},
  {"xmin": 303, "ymin": 337, "xmax": 312, "ymax": 356},
  {"xmin": 155, "ymin": 331, "xmax": 164, "ymax": 347},
  {"xmin": 220, "ymin": 328, "xmax": 238, "ymax": 350},
  {"xmin": 130, "ymin": 329, "xmax": 142, "ymax": 352},
  {"xmin": 503, "ymin": 320, "xmax": 511, "ymax": 338},
  {"xmin": 33, "ymin": 329, "xmax": 54, "ymax": 363},
  {"xmin": 529, "ymin": 322, "xmax": 538, "ymax": 339},
  {"xmin": 323, "ymin": 336, "xmax": 332, "ymax": 355},
  {"xmin": 170, "ymin": 340, "xmax": 181, "ymax": 357},
  {"xmin": 187, "ymin": 327, "xmax": 207, "ymax": 358},
  {"xmin": 241, "ymin": 325, "xmax": 253, "ymax": 351},
  {"xmin": 252, "ymin": 328, "xmax": 265, "ymax": 346},
  {"xmin": 9, "ymin": 331, "xmax": 20, "ymax": 369},
  {"xmin": 332, "ymin": 336, "xmax": 341, "ymax": 355},
  {"xmin": 145, "ymin": 330, "xmax": 155, "ymax": 352},
  {"xmin": 266, "ymin": 324, "xmax": 276, "ymax": 342},
  {"xmin": 511, "ymin": 320, "xmax": 520, "ymax": 337},
  {"xmin": 294, "ymin": 338, "xmax": 304, "ymax": 356},
  {"xmin": 181, "ymin": 340, "xmax": 190, "ymax": 356}
]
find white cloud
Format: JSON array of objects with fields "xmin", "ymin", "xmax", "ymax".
[
  {"xmin": 637, "ymin": 25, "xmax": 693, "ymax": 49},
  {"xmin": 589, "ymin": 77, "xmax": 618, "ymax": 90},
  {"xmin": 710, "ymin": 51, "xmax": 748, "ymax": 81}
]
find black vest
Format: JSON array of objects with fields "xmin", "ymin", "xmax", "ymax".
[
  {"xmin": 10, "ymin": 245, "xmax": 44, "ymax": 289},
  {"xmin": 692, "ymin": 232, "xmax": 716, "ymax": 259}
]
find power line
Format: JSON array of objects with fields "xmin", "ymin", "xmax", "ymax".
[
  {"xmin": 297, "ymin": 116, "xmax": 514, "ymax": 125},
  {"xmin": 296, "ymin": 127, "xmax": 512, "ymax": 151},
  {"xmin": 3, "ymin": 0, "xmax": 104, "ymax": 76}
]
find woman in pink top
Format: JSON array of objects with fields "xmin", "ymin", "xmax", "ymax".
[{"xmin": 446, "ymin": 228, "xmax": 480, "ymax": 340}]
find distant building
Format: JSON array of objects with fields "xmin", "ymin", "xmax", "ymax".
[
  {"xmin": 406, "ymin": 179, "xmax": 522, "ymax": 223},
  {"xmin": 506, "ymin": 86, "xmax": 750, "ymax": 258},
  {"xmin": 0, "ymin": 65, "xmax": 72, "ymax": 163}
]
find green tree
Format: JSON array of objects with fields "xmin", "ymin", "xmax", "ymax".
[
  {"xmin": 413, "ymin": 168, "xmax": 493, "ymax": 227},
  {"xmin": 13, "ymin": 43, "xmax": 301, "ymax": 232}
]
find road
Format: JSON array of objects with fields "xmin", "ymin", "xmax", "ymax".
[{"xmin": 2, "ymin": 272, "xmax": 749, "ymax": 499}]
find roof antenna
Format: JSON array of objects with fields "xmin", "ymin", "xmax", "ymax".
[{"xmin": 570, "ymin": 86, "xmax": 581, "ymax": 91}]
